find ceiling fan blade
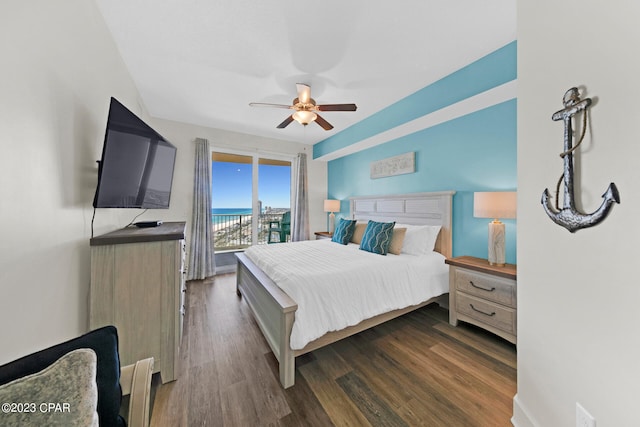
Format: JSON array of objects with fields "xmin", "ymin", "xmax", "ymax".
[
  {"xmin": 249, "ymin": 102, "xmax": 293, "ymax": 109},
  {"xmin": 316, "ymin": 103, "xmax": 358, "ymax": 112},
  {"xmin": 296, "ymin": 83, "xmax": 311, "ymax": 104},
  {"xmin": 277, "ymin": 115, "xmax": 295, "ymax": 129},
  {"xmin": 314, "ymin": 114, "xmax": 334, "ymax": 131}
]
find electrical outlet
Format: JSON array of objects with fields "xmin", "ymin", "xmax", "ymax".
[{"xmin": 576, "ymin": 402, "xmax": 596, "ymax": 427}]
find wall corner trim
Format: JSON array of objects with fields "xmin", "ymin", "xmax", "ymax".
[{"xmin": 511, "ymin": 394, "xmax": 537, "ymax": 427}]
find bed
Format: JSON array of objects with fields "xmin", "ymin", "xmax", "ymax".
[{"xmin": 235, "ymin": 191, "xmax": 455, "ymax": 388}]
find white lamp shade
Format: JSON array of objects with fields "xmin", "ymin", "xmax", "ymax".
[
  {"xmin": 323, "ymin": 199, "xmax": 340, "ymax": 213},
  {"xmin": 474, "ymin": 192, "xmax": 517, "ymax": 219},
  {"xmin": 293, "ymin": 110, "xmax": 317, "ymax": 125}
]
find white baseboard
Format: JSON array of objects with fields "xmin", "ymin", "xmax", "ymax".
[{"xmin": 511, "ymin": 394, "xmax": 536, "ymax": 427}]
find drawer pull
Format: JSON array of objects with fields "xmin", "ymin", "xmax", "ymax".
[
  {"xmin": 469, "ymin": 280, "xmax": 495, "ymax": 292},
  {"xmin": 469, "ymin": 303, "xmax": 496, "ymax": 317}
]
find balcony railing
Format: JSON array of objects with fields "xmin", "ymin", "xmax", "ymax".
[{"xmin": 213, "ymin": 212, "xmax": 287, "ymax": 251}]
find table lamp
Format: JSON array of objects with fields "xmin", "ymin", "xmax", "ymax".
[
  {"xmin": 323, "ymin": 199, "xmax": 340, "ymax": 234},
  {"xmin": 474, "ymin": 192, "xmax": 517, "ymax": 266}
]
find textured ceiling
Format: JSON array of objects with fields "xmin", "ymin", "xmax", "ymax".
[{"xmin": 95, "ymin": 0, "xmax": 516, "ymax": 145}]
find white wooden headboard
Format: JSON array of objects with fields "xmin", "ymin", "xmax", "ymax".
[{"xmin": 349, "ymin": 191, "xmax": 455, "ymax": 258}]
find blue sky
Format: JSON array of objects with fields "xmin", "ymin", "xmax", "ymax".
[{"xmin": 211, "ymin": 161, "xmax": 291, "ymax": 208}]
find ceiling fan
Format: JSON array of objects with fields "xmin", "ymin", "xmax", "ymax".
[{"xmin": 249, "ymin": 83, "xmax": 357, "ymax": 130}]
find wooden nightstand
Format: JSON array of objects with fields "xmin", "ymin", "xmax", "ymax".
[
  {"xmin": 314, "ymin": 231, "xmax": 333, "ymax": 240},
  {"xmin": 445, "ymin": 256, "xmax": 517, "ymax": 344}
]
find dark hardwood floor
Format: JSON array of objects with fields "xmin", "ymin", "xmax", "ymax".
[{"xmin": 150, "ymin": 273, "xmax": 516, "ymax": 427}]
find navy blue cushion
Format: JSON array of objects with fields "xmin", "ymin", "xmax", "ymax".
[
  {"xmin": 0, "ymin": 326, "xmax": 124, "ymax": 427},
  {"xmin": 360, "ymin": 220, "xmax": 396, "ymax": 255},
  {"xmin": 331, "ymin": 218, "xmax": 356, "ymax": 245}
]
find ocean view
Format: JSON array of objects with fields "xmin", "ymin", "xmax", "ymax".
[
  {"xmin": 211, "ymin": 207, "xmax": 290, "ymax": 249},
  {"xmin": 211, "ymin": 208, "xmax": 252, "ymax": 215},
  {"xmin": 211, "ymin": 207, "xmax": 288, "ymax": 218},
  {"xmin": 211, "ymin": 208, "xmax": 252, "ymax": 224}
]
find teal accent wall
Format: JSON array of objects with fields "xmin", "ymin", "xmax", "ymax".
[
  {"xmin": 319, "ymin": 42, "xmax": 517, "ymax": 264},
  {"xmin": 314, "ymin": 41, "xmax": 517, "ymax": 159}
]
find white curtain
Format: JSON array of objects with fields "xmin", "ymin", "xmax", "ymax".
[
  {"xmin": 187, "ymin": 138, "xmax": 216, "ymax": 280},
  {"xmin": 291, "ymin": 152, "xmax": 310, "ymax": 241}
]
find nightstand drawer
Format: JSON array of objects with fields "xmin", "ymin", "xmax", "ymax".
[
  {"xmin": 454, "ymin": 269, "xmax": 516, "ymax": 308},
  {"xmin": 456, "ymin": 293, "xmax": 516, "ymax": 335}
]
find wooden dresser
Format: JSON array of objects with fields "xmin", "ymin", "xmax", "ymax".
[
  {"xmin": 446, "ymin": 256, "xmax": 517, "ymax": 344},
  {"xmin": 90, "ymin": 222, "xmax": 186, "ymax": 383}
]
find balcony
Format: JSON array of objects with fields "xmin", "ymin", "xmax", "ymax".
[{"xmin": 213, "ymin": 212, "xmax": 288, "ymax": 252}]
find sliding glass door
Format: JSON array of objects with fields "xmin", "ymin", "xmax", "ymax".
[
  {"xmin": 258, "ymin": 157, "xmax": 291, "ymax": 244},
  {"xmin": 211, "ymin": 150, "xmax": 291, "ymax": 252},
  {"xmin": 211, "ymin": 152, "xmax": 253, "ymax": 251}
]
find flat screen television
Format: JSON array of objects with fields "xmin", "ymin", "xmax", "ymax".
[{"xmin": 93, "ymin": 98, "xmax": 177, "ymax": 209}]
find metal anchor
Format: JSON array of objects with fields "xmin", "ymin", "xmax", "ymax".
[{"xmin": 541, "ymin": 87, "xmax": 620, "ymax": 232}]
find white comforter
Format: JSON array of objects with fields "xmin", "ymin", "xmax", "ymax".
[{"xmin": 244, "ymin": 239, "xmax": 449, "ymax": 350}]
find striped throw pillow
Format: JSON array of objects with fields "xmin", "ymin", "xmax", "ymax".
[
  {"xmin": 360, "ymin": 220, "xmax": 396, "ymax": 255},
  {"xmin": 331, "ymin": 218, "xmax": 356, "ymax": 245}
]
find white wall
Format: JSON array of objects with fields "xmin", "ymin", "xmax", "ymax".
[
  {"xmin": 0, "ymin": 0, "xmax": 146, "ymax": 363},
  {"xmin": 0, "ymin": 0, "xmax": 327, "ymax": 365},
  {"xmin": 515, "ymin": 1, "xmax": 640, "ymax": 425}
]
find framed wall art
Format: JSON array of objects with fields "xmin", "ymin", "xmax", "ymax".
[{"xmin": 370, "ymin": 152, "xmax": 415, "ymax": 179}]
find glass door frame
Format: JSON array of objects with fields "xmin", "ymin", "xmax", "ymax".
[{"xmin": 210, "ymin": 146, "xmax": 295, "ymax": 246}]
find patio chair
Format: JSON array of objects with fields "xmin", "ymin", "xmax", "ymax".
[{"xmin": 268, "ymin": 211, "xmax": 291, "ymax": 243}]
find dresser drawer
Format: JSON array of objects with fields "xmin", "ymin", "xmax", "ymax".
[
  {"xmin": 456, "ymin": 292, "xmax": 516, "ymax": 335},
  {"xmin": 454, "ymin": 269, "xmax": 516, "ymax": 307}
]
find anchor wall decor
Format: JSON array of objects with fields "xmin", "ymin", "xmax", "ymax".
[{"xmin": 541, "ymin": 87, "xmax": 620, "ymax": 232}]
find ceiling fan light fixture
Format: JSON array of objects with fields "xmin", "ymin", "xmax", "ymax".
[
  {"xmin": 250, "ymin": 84, "xmax": 355, "ymax": 130},
  {"xmin": 293, "ymin": 110, "xmax": 317, "ymax": 125}
]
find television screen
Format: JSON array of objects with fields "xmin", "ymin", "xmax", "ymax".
[{"xmin": 93, "ymin": 98, "xmax": 177, "ymax": 209}]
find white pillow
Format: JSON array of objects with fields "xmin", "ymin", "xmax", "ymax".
[{"xmin": 395, "ymin": 224, "xmax": 441, "ymax": 255}]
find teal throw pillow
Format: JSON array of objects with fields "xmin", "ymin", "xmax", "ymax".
[
  {"xmin": 360, "ymin": 220, "xmax": 396, "ymax": 255},
  {"xmin": 331, "ymin": 218, "xmax": 356, "ymax": 245}
]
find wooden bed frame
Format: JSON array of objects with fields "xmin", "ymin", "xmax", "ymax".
[{"xmin": 235, "ymin": 191, "xmax": 455, "ymax": 388}]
